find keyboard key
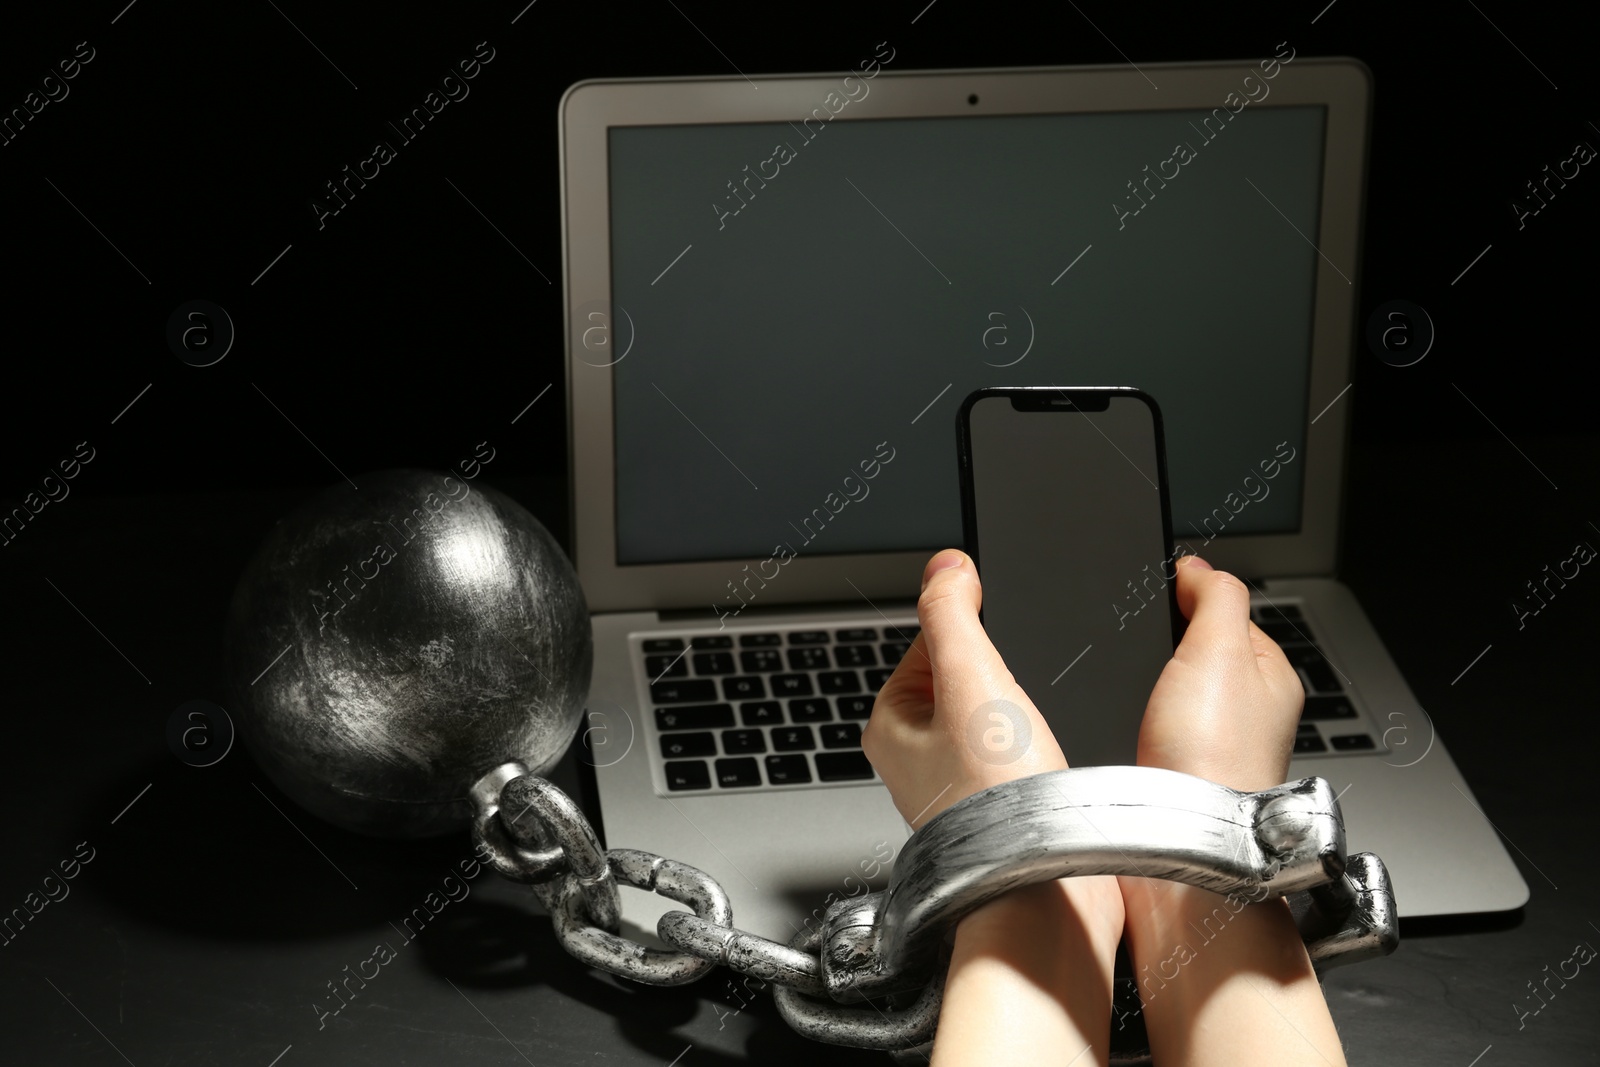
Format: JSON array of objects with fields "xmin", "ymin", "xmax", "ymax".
[
  {"xmin": 834, "ymin": 644, "xmax": 878, "ymax": 668},
  {"xmin": 645, "ymin": 652, "xmax": 688, "ymax": 679},
  {"xmin": 789, "ymin": 630, "xmax": 831, "ymax": 645},
  {"xmin": 722, "ymin": 675, "xmax": 766, "ymax": 700},
  {"xmin": 1254, "ymin": 604, "xmax": 1302, "ymax": 623},
  {"xmin": 715, "ymin": 757, "xmax": 762, "ymax": 788},
  {"xmin": 765, "ymin": 754, "xmax": 812, "ymax": 785},
  {"xmin": 879, "ymin": 641, "xmax": 911, "ymax": 666},
  {"xmin": 864, "ymin": 668, "xmax": 895, "ymax": 691},
  {"xmin": 1285, "ymin": 647, "xmax": 1343, "ymax": 694},
  {"xmin": 770, "ymin": 673, "xmax": 814, "ymax": 697},
  {"xmin": 835, "ymin": 628, "xmax": 878, "ymax": 643},
  {"xmin": 655, "ymin": 704, "xmax": 735, "ymax": 731},
  {"xmin": 1256, "ymin": 619, "xmax": 1302, "ymax": 644},
  {"xmin": 1302, "ymin": 696, "xmax": 1357, "ymax": 721},
  {"xmin": 740, "ymin": 649, "xmax": 783, "ymax": 673},
  {"xmin": 821, "ymin": 723, "xmax": 862, "ymax": 749},
  {"xmin": 739, "ymin": 632, "xmax": 781, "ymax": 647},
  {"xmin": 884, "ymin": 624, "xmax": 920, "ymax": 642},
  {"xmin": 651, "ymin": 679, "xmax": 717, "ymax": 704},
  {"xmin": 1293, "ymin": 734, "xmax": 1327, "ymax": 754},
  {"xmin": 722, "ymin": 729, "xmax": 767, "ymax": 754},
  {"xmin": 836, "ymin": 695, "xmax": 874, "ymax": 720},
  {"xmin": 787, "ymin": 647, "xmax": 831, "ymax": 671},
  {"xmin": 818, "ymin": 671, "xmax": 862, "ymax": 694},
  {"xmin": 642, "ymin": 637, "xmax": 684, "ymax": 653},
  {"xmin": 1297, "ymin": 664, "xmax": 1343, "ymax": 695},
  {"xmin": 691, "ymin": 635, "xmax": 733, "ymax": 650},
  {"xmin": 659, "ymin": 732, "xmax": 716, "ymax": 758},
  {"xmin": 788, "ymin": 698, "xmax": 832, "ymax": 723},
  {"xmin": 692, "ymin": 651, "xmax": 736, "ymax": 675},
  {"xmin": 740, "ymin": 701, "xmax": 783, "ymax": 726},
  {"xmin": 773, "ymin": 726, "xmax": 816, "ymax": 751},
  {"xmin": 816, "ymin": 751, "xmax": 874, "ymax": 781},
  {"xmin": 1331, "ymin": 734, "xmax": 1375, "ymax": 751},
  {"xmin": 664, "ymin": 761, "xmax": 711, "ymax": 790}
]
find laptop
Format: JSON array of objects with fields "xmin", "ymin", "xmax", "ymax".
[{"xmin": 557, "ymin": 55, "xmax": 1529, "ymax": 948}]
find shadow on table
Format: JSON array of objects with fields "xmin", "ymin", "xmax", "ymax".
[
  {"xmin": 412, "ymin": 897, "xmax": 890, "ymax": 1064},
  {"xmin": 69, "ymin": 757, "xmax": 888, "ymax": 1063},
  {"xmin": 69, "ymin": 756, "xmax": 528, "ymax": 939}
]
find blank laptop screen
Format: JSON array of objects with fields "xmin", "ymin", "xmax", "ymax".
[{"xmin": 607, "ymin": 105, "xmax": 1326, "ymax": 565}]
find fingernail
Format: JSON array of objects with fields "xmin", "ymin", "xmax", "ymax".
[
  {"xmin": 1180, "ymin": 553, "xmax": 1213, "ymax": 571},
  {"xmin": 922, "ymin": 550, "xmax": 964, "ymax": 591}
]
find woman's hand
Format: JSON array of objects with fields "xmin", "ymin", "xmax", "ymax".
[
  {"xmin": 860, "ymin": 548, "xmax": 1068, "ymax": 829},
  {"xmin": 1136, "ymin": 554, "xmax": 1304, "ymax": 792},
  {"xmin": 1121, "ymin": 554, "xmax": 1346, "ymax": 1067}
]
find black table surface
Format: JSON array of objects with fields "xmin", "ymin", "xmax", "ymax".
[
  {"xmin": 1, "ymin": 431, "xmax": 1596, "ymax": 1066},
  {"xmin": 5, "ymin": 0, "xmax": 1599, "ymax": 1059}
]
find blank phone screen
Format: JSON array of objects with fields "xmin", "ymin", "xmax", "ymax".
[{"xmin": 967, "ymin": 392, "xmax": 1177, "ymax": 768}]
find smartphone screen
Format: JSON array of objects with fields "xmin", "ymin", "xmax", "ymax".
[{"xmin": 959, "ymin": 388, "xmax": 1180, "ymax": 768}]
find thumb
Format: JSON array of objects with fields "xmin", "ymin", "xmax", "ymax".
[
  {"xmin": 917, "ymin": 549, "xmax": 1015, "ymax": 714},
  {"xmin": 1173, "ymin": 554, "xmax": 1255, "ymax": 660}
]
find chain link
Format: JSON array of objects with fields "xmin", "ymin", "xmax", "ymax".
[
  {"xmin": 472, "ymin": 762, "xmax": 620, "ymax": 928},
  {"xmin": 770, "ymin": 919, "xmax": 947, "ymax": 1050},
  {"xmin": 469, "ymin": 762, "xmax": 565, "ymax": 885},
  {"xmin": 656, "ymin": 911, "xmax": 827, "ymax": 996},
  {"xmin": 552, "ymin": 849, "xmax": 732, "ymax": 985},
  {"xmin": 468, "ymin": 762, "xmax": 1399, "ymax": 1060}
]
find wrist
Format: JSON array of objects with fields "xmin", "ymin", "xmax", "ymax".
[
  {"xmin": 1113, "ymin": 876, "xmax": 1342, "ymax": 1067},
  {"xmin": 936, "ymin": 875, "xmax": 1126, "ymax": 1067}
]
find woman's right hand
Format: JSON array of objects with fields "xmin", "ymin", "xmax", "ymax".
[
  {"xmin": 1122, "ymin": 554, "xmax": 1349, "ymax": 1067},
  {"xmin": 1136, "ymin": 554, "xmax": 1305, "ymax": 792}
]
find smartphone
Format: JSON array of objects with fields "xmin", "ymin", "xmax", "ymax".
[{"xmin": 956, "ymin": 386, "xmax": 1182, "ymax": 768}]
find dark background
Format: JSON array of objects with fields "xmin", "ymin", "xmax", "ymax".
[{"xmin": 2, "ymin": 1, "xmax": 1596, "ymax": 1064}]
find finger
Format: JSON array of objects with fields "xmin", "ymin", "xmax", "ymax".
[
  {"xmin": 916, "ymin": 549, "xmax": 1015, "ymax": 714},
  {"xmin": 1172, "ymin": 554, "xmax": 1255, "ymax": 659}
]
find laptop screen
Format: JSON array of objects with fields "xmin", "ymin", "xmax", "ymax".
[{"xmin": 607, "ymin": 105, "xmax": 1326, "ymax": 566}]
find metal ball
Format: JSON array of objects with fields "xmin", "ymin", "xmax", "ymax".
[{"xmin": 223, "ymin": 470, "xmax": 592, "ymax": 838}]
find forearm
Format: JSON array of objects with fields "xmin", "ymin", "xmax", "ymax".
[
  {"xmin": 1117, "ymin": 870, "xmax": 1347, "ymax": 1066},
  {"xmin": 931, "ymin": 874, "xmax": 1125, "ymax": 1067}
]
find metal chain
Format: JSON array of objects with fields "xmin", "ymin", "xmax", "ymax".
[{"xmin": 470, "ymin": 761, "xmax": 1399, "ymax": 1060}]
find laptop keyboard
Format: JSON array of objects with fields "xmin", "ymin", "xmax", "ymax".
[
  {"xmin": 639, "ymin": 623, "xmax": 917, "ymax": 794},
  {"xmin": 1251, "ymin": 602, "xmax": 1380, "ymax": 757},
  {"xmin": 638, "ymin": 603, "xmax": 1375, "ymax": 794}
]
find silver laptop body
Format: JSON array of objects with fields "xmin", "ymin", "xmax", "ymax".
[{"xmin": 558, "ymin": 56, "xmax": 1529, "ymax": 948}]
